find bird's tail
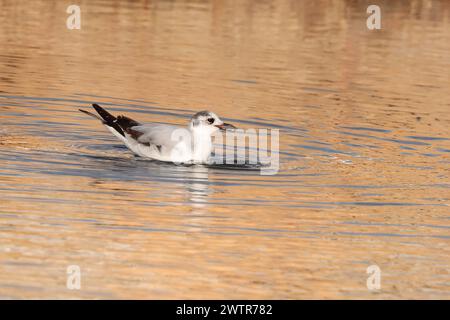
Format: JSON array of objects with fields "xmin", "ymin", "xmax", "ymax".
[{"xmin": 79, "ymin": 104, "xmax": 125, "ymax": 137}]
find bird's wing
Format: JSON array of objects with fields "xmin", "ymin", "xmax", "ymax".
[
  {"xmin": 79, "ymin": 104, "xmax": 189, "ymax": 157},
  {"xmin": 131, "ymin": 124, "xmax": 187, "ymax": 149}
]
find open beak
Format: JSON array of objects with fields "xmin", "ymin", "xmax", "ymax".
[{"xmin": 215, "ymin": 123, "xmax": 236, "ymax": 131}]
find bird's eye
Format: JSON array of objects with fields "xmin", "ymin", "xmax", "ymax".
[{"xmin": 207, "ymin": 118, "xmax": 215, "ymax": 124}]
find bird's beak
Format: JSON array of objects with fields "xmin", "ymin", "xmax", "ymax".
[{"xmin": 215, "ymin": 123, "xmax": 236, "ymax": 131}]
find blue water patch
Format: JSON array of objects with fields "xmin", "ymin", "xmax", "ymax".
[
  {"xmin": 305, "ymin": 201, "xmax": 445, "ymax": 207},
  {"xmin": 301, "ymin": 87, "xmax": 339, "ymax": 93},
  {"xmin": 230, "ymin": 79, "xmax": 258, "ymax": 85},
  {"xmin": 340, "ymin": 126, "xmax": 391, "ymax": 133},
  {"xmin": 334, "ymin": 130, "xmax": 431, "ymax": 146},
  {"xmin": 302, "ymin": 105, "xmax": 322, "ymax": 109},
  {"xmin": 400, "ymin": 165, "xmax": 433, "ymax": 170},
  {"xmin": 335, "ymin": 231, "xmax": 450, "ymax": 240},
  {"xmin": 342, "ymin": 142, "xmax": 379, "ymax": 149},
  {"xmin": 294, "ymin": 144, "xmax": 356, "ymax": 155},
  {"xmin": 406, "ymin": 136, "xmax": 449, "ymax": 141},
  {"xmin": 384, "ymin": 137, "xmax": 431, "ymax": 146},
  {"xmin": 304, "ymin": 140, "xmax": 332, "ymax": 146},
  {"xmin": 342, "ymin": 221, "xmax": 406, "ymax": 227},
  {"xmin": 421, "ymin": 153, "xmax": 440, "ymax": 157}
]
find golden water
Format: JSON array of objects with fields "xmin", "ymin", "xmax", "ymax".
[{"xmin": 0, "ymin": 0, "xmax": 449, "ymax": 299}]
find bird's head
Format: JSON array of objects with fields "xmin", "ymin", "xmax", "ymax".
[{"xmin": 189, "ymin": 110, "xmax": 236, "ymax": 135}]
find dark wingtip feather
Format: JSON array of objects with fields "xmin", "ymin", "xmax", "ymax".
[
  {"xmin": 82, "ymin": 103, "xmax": 142, "ymax": 139},
  {"xmin": 88, "ymin": 103, "xmax": 125, "ymax": 137},
  {"xmin": 92, "ymin": 104, "xmax": 116, "ymax": 123}
]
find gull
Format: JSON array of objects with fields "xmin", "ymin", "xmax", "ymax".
[{"xmin": 79, "ymin": 104, "xmax": 236, "ymax": 163}]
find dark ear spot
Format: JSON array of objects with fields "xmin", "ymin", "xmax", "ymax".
[{"xmin": 193, "ymin": 119, "xmax": 200, "ymax": 127}]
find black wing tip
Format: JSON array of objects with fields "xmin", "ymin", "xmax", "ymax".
[
  {"xmin": 82, "ymin": 103, "xmax": 140, "ymax": 139},
  {"xmin": 90, "ymin": 103, "xmax": 126, "ymax": 137},
  {"xmin": 92, "ymin": 103, "xmax": 106, "ymax": 114},
  {"xmin": 90, "ymin": 103, "xmax": 116, "ymax": 121}
]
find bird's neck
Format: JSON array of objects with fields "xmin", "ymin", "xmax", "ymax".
[{"xmin": 191, "ymin": 129, "xmax": 213, "ymax": 163}]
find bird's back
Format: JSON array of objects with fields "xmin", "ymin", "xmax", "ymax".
[{"xmin": 126, "ymin": 123, "xmax": 192, "ymax": 161}]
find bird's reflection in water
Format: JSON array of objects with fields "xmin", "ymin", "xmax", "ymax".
[
  {"xmin": 84, "ymin": 155, "xmax": 213, "ymax": 211},
  {"xmin": 182, "ymin": 165, "xmax": 211, "ymax": 210}
]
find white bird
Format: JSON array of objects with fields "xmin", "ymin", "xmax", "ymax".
[{"xmin": 79, "ymin": 104, "xmax": 236, "ymax": 163}]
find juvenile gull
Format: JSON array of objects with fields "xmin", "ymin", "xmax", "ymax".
[{"xmin": 79, "ymin": 104, "xmax": 235, "ymax": 163}]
